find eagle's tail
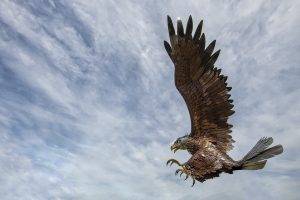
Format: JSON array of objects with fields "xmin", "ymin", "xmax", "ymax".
[{"xmin": 239, "ymin": 137, "xmax": 283, "ymax": 170}]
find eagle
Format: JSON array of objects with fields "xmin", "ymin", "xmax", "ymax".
[{"xmin": 164, "ymin": 15, "xmax": 283, "ymax": 186}]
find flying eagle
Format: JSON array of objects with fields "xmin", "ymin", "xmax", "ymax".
[{"xmin": 164, "ymin": 15, "xmax": 283, "ymax": 186}]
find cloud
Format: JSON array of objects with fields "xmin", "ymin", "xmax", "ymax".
[{"xmin": 0, "ymin": 0, "xmax": 299, "ymax": 199}]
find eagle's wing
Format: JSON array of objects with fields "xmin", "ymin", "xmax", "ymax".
[{"xmin": 164, "ymin": 16, "xmax": 235, "ymax": 152}]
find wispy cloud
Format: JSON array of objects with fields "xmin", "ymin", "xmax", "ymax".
[{"xmin": 0, "ymin": 0, "xmax": 299, "ymax": 199}]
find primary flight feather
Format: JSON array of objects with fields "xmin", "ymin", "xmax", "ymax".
[{"xmin": 164, "ymin": 15, "xmax": 283, "ymax": 186}]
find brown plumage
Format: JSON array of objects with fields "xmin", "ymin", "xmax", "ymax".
[{"xmin": 165, "ymin": 15, "xmax": 283, "ymax": 186}]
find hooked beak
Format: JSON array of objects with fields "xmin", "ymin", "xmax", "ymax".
[{"xmin": 171, "ymin": 143, "xmax": 180, "ymax": 153}]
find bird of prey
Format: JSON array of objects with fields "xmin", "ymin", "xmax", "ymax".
[{"xmin": 164, "ymin": 15, "xmax": 283, "ymax": 186}]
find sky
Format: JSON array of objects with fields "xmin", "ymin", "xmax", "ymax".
[{"xmin": 0, "ymin": 0, "xmax": 299, "ymax": 199}]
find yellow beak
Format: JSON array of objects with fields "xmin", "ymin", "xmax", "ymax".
[{"xmin": 171, "ymin": 143, "xmax": 180, "ymax": 153}]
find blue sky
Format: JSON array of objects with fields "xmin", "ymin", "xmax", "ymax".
[{"xmin": 0, "ymin": 0, "xmax": 299, "ymax": 199}]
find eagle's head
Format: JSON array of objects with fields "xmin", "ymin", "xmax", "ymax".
[{"xmin": 171, "ymin": 135, "xmax": 191, "ymax": 153}]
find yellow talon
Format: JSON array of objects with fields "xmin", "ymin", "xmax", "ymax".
[
  {"xmin": 173, "ymin": 164, "xmax": 196, "ymax": 186},
  {"xmin": 168, "ymin": 161, "xmax": 197, "ymax": 186}
]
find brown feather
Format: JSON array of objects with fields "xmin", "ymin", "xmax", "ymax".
[
  {"xmin": 164, "ymin": 16, "xmax": 283, "ymax": 184},
  {"xmin": 193, "ymin": 20, "xmax": 203, "ymax": 41},
  {"xmin": 185, "ymin": 15, "xmax": 193, "ymax": 38},
  {"xmin": 165, "ymin": 16, "xmax": 235, "ymax": 153}
]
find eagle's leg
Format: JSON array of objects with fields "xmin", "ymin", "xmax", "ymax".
[
  {"xmin": 175, "ymin": 164, "xmax": 196, "ymax": 187},
  {"xmin": 166, "ymin": 158, "xmax": 182, "ymax": 166}
]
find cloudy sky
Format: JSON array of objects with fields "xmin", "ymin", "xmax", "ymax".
[{"xmin": 0, "ymin": 0, "xmax": 299, "ymax": 199}]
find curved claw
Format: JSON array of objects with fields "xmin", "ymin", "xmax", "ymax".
[
  {"xmin": 184, "ymin": 174, "xmax": 189, "ymax": 180},
  {"xmin": 175, "ymin": 169, "xmax": 181, "ymax": 175},
  {"xmin": 166, "ymin": 159, "xmax": 181, "ymax": 167},
  {"xmin": 169, "ymin": 162, "xmax": 196, "ymax": 186},
  {"xmin": 191, "ymin": 177, "xmax": 196, "ymax": 187},
  {"xmin": 180, "ymin": 171, "xmax": 184, "ymax": 177}
]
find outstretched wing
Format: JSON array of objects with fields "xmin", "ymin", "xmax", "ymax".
[{"xmin": 164, "ymin": 15, "xmax": 235, "ymax": 152}]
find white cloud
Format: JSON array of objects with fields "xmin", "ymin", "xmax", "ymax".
[{"xmin": 0, "ymin": 0, "xmax": 299, "ymax": 199}]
